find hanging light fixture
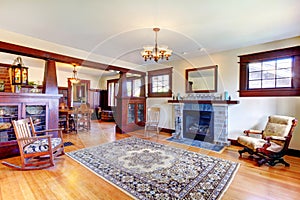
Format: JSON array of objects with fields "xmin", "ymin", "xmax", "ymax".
[
  {"xmin": 141, "ymin": 28, "xmax": 172, "ymax": 62},
  {"xmin": 69, "ymin": 64, "xmax": 80, "ymax": 83},
  {"xmin": 11, "ymin": 56, "xmax": 28, "ymax": 85}
]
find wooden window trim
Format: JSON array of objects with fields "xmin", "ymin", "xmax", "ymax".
[
  {"xmin": 147, "ymin": 67, "xmax": 173, "ymax": 98},
  {"xmin": 239, "ymin": 46, "xmax": 300, "ymax": 97}
]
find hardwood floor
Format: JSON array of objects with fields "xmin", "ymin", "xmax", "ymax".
[{"xmin": 1, "ymin": 120, "xmax": 300, "ymax": 200}]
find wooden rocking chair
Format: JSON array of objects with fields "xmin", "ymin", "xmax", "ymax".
[
  {"xmin": 237, "ymin": 115, "xmax": 297, "ymax": 166},
  {"xmin": 2, "ymin": 118, "xmax": 65, "ymax": 170}
]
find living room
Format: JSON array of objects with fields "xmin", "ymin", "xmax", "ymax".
[{"xmin": 0, "ymin": 1, "xmax": 300, "ymax": 199}]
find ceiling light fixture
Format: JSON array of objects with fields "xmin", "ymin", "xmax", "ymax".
[
  {"xmin": 69, "ymin": 64, "xmax": 80, "ymax": 83},
  {"xmin": 11, "ymin": 56, "xmax": 28, "ymax": 85},
  {"xmin": 141, "ymin": 28, "xmax": 172, "ymax": 62}
]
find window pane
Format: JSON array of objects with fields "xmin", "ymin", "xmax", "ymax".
[
  {"xmin": 262, "ymin": 70, "xmax": 275, "ymax": 79},
  {"xmin": 249, "ymin": 71, "xmax": 261, "ymax": 80},
  {"xmin": 262, "ymin": 79, "xmax": 275, "ymax": 88},
  {"xmin": 151, "ymin": 74, "xmax": 170, "ymax": 93},
  {"xmin": 262, "ymin": 61, "xmax": 275, "ymax": 71},
  {"xmin": 163, "ymin": 85, "xmax": 169, "ymax": 92},
  {"xmin": 276, "ymin": 68, "xmax": 291, "ymax": 78},
  {"xmin": 133, "ymin": 79, "xmax": 141, "ymax": 97},
  {"xmin": 127, "ymin": 81, "xmax": 132, "ymax": 96},
  {"xmin": 249, "ymin": 80, "xmax": 261, "ymax": 89},
  {"xmin": 277, "ymin": 58, "xmax": 292, "ymax": 69},
  {"xmin": 249, "ymin": 63, "xmax": 261, "ymax": 72},
  {"xmin": 152, "ymin": 76, "xmax": 158, "ymax": 82},
  {"xmin": 276, "ymin": 78, "xmax": 291, "ymax": 87}
]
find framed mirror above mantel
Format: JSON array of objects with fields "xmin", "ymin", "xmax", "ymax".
[{"xmin": 186, "ymin": 65, "xmax": 218, "ymax": 93}]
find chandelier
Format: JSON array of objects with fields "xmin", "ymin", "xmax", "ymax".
[
  {"xmin": 69, "ymin": 64, "xmax": 80, "ymax": 83},
  {"xmin": 141, "ymin": 28, "xmax": 172, "ymax": 62}
]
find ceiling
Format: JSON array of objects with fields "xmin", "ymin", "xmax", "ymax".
[{"xmin": 0, "ymin": 0, "xmax": 300, "ymax": 69}]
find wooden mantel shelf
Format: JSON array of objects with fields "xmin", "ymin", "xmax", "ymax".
[{"xmin": 167, "ymin": 100, "xmax": 239, "ymax": 104}]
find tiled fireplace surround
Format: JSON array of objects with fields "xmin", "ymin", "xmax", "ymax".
[{"xmin": 172, "ymin": 102, "xmax": 231, "ymax": 146}]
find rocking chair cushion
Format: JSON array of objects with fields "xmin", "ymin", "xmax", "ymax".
[
  {"xmin": 23, "ymin": 138, "xmax": 62, "ymax": 154},
  {"xmin": 237, "ymin": 135, "xmax": 283, "ymax": 153},
  {"xmin": 263, "ymin": 115, "xmax": 294, "ymax": 138}
]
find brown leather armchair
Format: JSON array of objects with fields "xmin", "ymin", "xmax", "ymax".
[{"xmin": 237, "ymin": 115, "xmax": 297, "ymax": 167}]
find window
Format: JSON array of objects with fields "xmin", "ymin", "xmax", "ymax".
[
  {"xmin": 126, "ymin": 78, "xmax": 142, "ymax": 97},
  {"xmin": 148, "ymin": 67, "xmax": 172, "ymax": 97},
  {"xmin": 239, "ymin": 46, "xmax": 300, "ymax": 97},
  {"xmin": 248, "ymin": 58, "xmax": 292, "ymax": 89},
  {"xmin": 107, "ymin": 79, "xmax": 119, "ymax": 106}
]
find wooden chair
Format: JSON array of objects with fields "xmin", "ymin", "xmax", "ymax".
[
  {"xmin": 237, "ymin": 115, "xmax": 297, "ymax": 166},
  {"xmin": 2, "ymin": 118, "xmax": 64, "ymax": 170},
  {"xmin": 74, "ymin": 103, "xmax": 92, "ymax": 131},
  {"xmin": 144, "ymin": 107, "xmax": 160, "ymax": 138}
]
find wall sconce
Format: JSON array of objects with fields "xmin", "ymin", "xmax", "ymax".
[{"xmin": 11, "ymin": 57, "xmax": 28, "ymax": 85}]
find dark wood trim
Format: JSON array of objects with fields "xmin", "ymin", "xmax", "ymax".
[
  {"xmin": 160, "ymin": 128, "xmax": 175, "ymax": 134},
  {"xmin": 147, "ymin": 67, "xmax": 173, "ymax": 98},
  {"xmin": 239, "ymin": 45, "xmax": 300, "ymax": 97},
  {"xmin": 43, "ymin": 60, "xmax": 58, "ymax": 94},
  {"xmin": 168, "ymin": 100, "xmax": 239, "ymax": 104},
  {"xmin": 286, "ymin": 148, "xmax": 300, "ymax": 158},
  {"xmin": 185, "ymin": 65, "xmax": 218, "ymax": 93},
  {"xmin": 0, "ymin": 62, "xmax": 11, "ymax": 68},
  {"xmin": 238, "ymin": 45, "xmax": 300, "ymax": 62},
  {"xmin": 239, "ymin": 88, "xmax": 300, "ymax": 97},
  {"xmin": 58, "ymin": 86, "xmax": 68, "ymax": 90},
  {"xmin": 0, "ymin": 41, "xmax": 146, "ymax": 75},
  {"xmin": 67, "ymin": 79, "xmax": 90, "ymax": 108}
]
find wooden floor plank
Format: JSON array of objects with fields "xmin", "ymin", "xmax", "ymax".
[{"xmin": 1, "ymin": 120, "xmax": 300, "ymax": 200}]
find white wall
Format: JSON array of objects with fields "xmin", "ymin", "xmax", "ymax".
[{"xmin": 146, "ymin": 36, "xmax": 300, "ymax": 150}]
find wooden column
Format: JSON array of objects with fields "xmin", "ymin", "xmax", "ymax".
[
  {"xmin": 42, "ymin": 60, "xmax": 58, "ymax": 94},
  {"xmin": 117, "ymin": 72, "xmax": 128, "ymax": 97}
]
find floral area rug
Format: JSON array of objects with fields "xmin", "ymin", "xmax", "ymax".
[
  {"xmin": 166, "ymin": 137, "xmax": 225, "ymax": 153},
  {"xmin": 66, "ymin": 137, "xmax": 239, "ymax": 200}
]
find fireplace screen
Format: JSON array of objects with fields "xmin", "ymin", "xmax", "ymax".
[{"xmin": 183, "ymin": 108, "xmax": 214, "ymax": 142}]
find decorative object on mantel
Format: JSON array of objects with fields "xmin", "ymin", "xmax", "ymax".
[
  {"xmin": 184, "ymin": 93, "xmax": 223, "ymax": 100},
  {"xmin": 10, "ymin": 57, "xmax": 28, "ymax": 86},
  {"xmin": 141, "ymin": 28, "xmax": 172, "ymax": 62},
  {"xmin": 28, "ymin": 81, "xmax": 40, "ymax": 93},
  {"xmin": 67, "ymin": 137, "xmax": 239, "ymax": 199},
  {"xmin": 69, "ymin": 64, "xmax": 80, "ymax": 84}
]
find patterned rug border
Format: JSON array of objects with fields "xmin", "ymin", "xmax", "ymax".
[
  {"xmin": 66, "ymin": 137, "xmax": 240, "ymax": 199},
  {"xmin": 66, "ymin": 148, "xmax": 136, "ymax": 199}
]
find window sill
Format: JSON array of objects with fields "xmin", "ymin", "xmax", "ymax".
[{"xmin": 239, "ymin": 88, "xmax": 300, "ymax": 97}]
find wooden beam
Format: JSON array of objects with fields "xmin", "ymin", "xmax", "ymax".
[
  {"xmin": 0, "ymin": 41, "xmax": 146, "ymax": 75},
  {"xmin": 43, "ymin": 60, "xmax": 58, "ymax": 94}
]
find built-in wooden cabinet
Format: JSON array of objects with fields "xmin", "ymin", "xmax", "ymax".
[
  {"xmin": 115, "ymin": 97, "xmax": 145, "ymax": 133},
  {"xmin": 0, "ymin": 93, "xmax": 61, "ymax": 159}
]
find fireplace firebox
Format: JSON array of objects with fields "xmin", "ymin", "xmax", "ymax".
[{"xmin": 183, "ymin": 104, "xmax": 214, "ymax": 142}]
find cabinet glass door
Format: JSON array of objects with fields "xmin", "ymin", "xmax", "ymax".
[
  {"xmin": 0, "ymin": 105, "xmax": 19, "ymax": 142},
  {"xmin": 137, "ymin": 103, "xmax": 144, "ymax": 123},
  {"xmin": 25, "ymin": 105, "xmax": 47, "ymax": 131},
  {"xmin": 127, "ymin": 103, "xmax": 135, "ymax": 124}
]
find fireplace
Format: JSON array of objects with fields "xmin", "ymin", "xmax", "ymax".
[
  {"xmin": 183, "ymin": 104, "xmax": 214, "ymax": 142},
  {"xmin": 169, "ymin": 99, "xmax": 239, "ymax": 145}
]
